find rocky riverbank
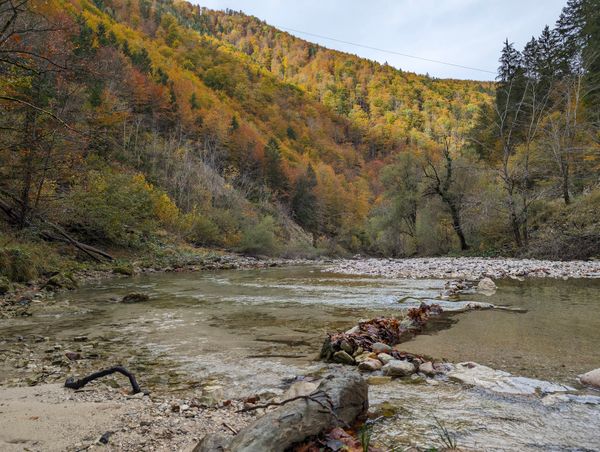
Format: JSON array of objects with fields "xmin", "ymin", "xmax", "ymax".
[
  {"xmin": 0, "ymin": 383, "xmax": 253, "ymax": 451},
  {"xmin": 328, "ymin": 257, "xmax": 600, "ymax": 280}
]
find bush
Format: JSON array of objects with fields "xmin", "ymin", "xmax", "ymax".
[
  {"xmin": 526, "ymin": 190, "xmax": 600, "ymax": 260},
  {"xmin": 187, "ymin": 214, "xmax": 221, "ymax": 246},
  {"xmin": 64, "ymin": 169, "xmax": 180, "ymax": 248},
  {"xmin": 0, "ymin": 246, "xmax": 40, "ymax": 282},
  {"xmin": 237, "ymin": 216, "xmax": 279, "ymax": 256}
]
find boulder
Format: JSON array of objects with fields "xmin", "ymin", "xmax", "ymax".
[
  {"xmin": 382, "ymin": 359, "xmax": 416, "ymax": 377},
  {"xmin": 194, "ymin": 369, "xmax": 368, "ymax": 452},
  {"xmin": 333, "ymin": 350, "xmax": 355, "ymax": 365},
  {"xmin": 477, "ymin": 277, "xmax": 497, "ymax": 295},
  {"xmin": 579, "ymin": 368, "xmax": 600, "ymax": 389},
  {"xmin": 358, "ymin": 358, "xmax": 383, "ymax": 372},
  {"xmin": 121, "ymin": 293, "xmax": 149, "ymax": 303},
  {"xmin": 371, "ymin": 342, "xmax": 392, "ymax": 354}
]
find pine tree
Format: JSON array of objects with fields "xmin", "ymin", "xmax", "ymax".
[
  {"xmin": 292, "ymin": 164, "xmax": 318, "ymax": 236},
  {"xmin": 264, "ymin": 138, "xmax": 288, "ymax": 195}
]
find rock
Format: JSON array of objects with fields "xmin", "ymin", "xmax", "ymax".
[
  {"xmin": 65, "ymin": 351, "xmax": 81, "ymax": 361},
  {"xmin": 198, "ymin": 385, "xmax": 224, "ymax": 407},
  {"xmin": 579, "ymin": 368, "xmax": 600, "ymax": 389},
  {"xmin": 358, "ymin": 358, "xmax": 383, "ymax": 371},
  {"xmin": 477, "ymin": 277, "xmax": 497, "ymax": 294},
  {"xmin": 371, "ymin": 342, "xmax": 392, "ymax": 354},
  {"xmin": 382, "ymin": 359, "xmax": 416, "ymax": 377},
  {"xmin": 113, "ymin": 264, "xmax": 135, "ymax": 276},
  {"xmin": 340, "ymin": 340, "xmax": 354, "ymax": 355},
  {"xmin": 354, "ymin": 352, "xmax": 375, "ymax": 364},
  {"xmin": 44, "ymin": 273, "xmax": 78, "ymax": 290},
  {"xmin": 419, "ymin": 361, "xmax": 435, "ymax": 376},
  {"xmin": 73, "ymin": 336, "xmax": 87, "ymax": 342},
  {"xmin": 448, "ymin": 362, "xmax": 573, "ymax": 395},
  {"xmin": 195, "ymin": 369, "xmax": 368, "ymax": 452},
  {"xmin": 121, "ymin": 293, "xmax": 149, "ymax": 303},
  {"xmin": 333, "ymin": 350, "xmax": 355, "ymax": 365},
  {"xmin": 367, "ymin": 376, "xmax": 392, "ymax": 385},
  {"xmin": 377, "ymin": 353, "xmax": 394, "ymax": 365},
  {"xmin": 283, "ymin": 380, "xmax": 320, "ymax": 399}
]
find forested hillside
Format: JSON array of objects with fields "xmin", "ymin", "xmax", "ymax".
[{"xmin": 0, "ymin": 0, "xmax": 599, "ymax": 283}]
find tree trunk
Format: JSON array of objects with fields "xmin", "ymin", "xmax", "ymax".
[
  {"xmin": 446, "ymin": 199, "xmax": 469, "ymax": 251},
  {"xmin": 562, "ymin": 160, "xmax": 570, "ymax": 205},
  {"xmin": 194, "ymin": 369, "xmax": 368, "ymax": 452}
]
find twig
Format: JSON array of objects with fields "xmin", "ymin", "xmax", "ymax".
[
  {"xmin": 237, "ymin": 390, "xmax": 349, "ymax": 428},
  {"xmin": 222, "ymin": 422, "xmax": 238, "ymax": 435}
]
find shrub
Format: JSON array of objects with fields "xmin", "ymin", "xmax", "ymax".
[
  {"xmin": 0, "ymin": 246, "xmax": 40, "ymax": 282},
  {"xmin": 64, "ymin": 169, "xmax": 180, "ymax": 248},
  {"xmin": 237, "ymin": 216, "xmax": 279, "ymax": 256},
  {"xmin": 188, "ymin": 214, "xmax": 221, "ymax": 246}
]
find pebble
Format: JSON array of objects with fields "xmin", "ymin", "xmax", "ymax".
[{"xmin": 327, "ymin": 257, "xmax": 600, "ymax": 280}]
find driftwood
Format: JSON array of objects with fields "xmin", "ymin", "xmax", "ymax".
[
  {"xmin": 194, "ymin": 369, "xmax": 368, "ymax": 452},
  {"xmin": 64, "ymin": 366, "xmax": 142, "ymax": 394},
  {"xmin": 0, "ymin": 190, "xmax": 113, "ymax": 262}
]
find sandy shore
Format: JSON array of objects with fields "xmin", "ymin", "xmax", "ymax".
[
  {"xmin": 0, "ymin": 383, "xmax": 251, "ymax": 452},
  {"xmin": 327, "ymin": 257, "xmax": 600, "ymax": 280}
]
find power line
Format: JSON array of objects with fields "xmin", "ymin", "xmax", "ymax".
[{"xmin": 276, "ymin": 25, "xmax": 496, "ymax": 75}]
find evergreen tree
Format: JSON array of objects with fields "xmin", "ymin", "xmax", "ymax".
[
  {"xmin": 292, "ymin": 164, "xmax": 318, "ymax": 236},
  {"xmin": 264, "ymin": 138, "xmax": 288, "ymax": 195}
]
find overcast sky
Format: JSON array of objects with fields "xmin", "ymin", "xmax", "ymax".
[{"xmin": 193, "ymin": 0, "xmax": 568, "ymax": 81}]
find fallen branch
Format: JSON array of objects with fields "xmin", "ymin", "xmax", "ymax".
[{"xmin": 64, "ymin": 366, "xmax": 142, "ymax": 394}]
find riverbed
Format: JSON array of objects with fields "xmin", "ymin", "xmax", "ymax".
[{"xmin": 1, "ymin": 263, "xmax": 599, "ymax": 450}]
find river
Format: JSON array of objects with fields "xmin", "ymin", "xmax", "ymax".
[{"xmin": 1, "ymin": 265, "xmax": 599, "ymax": 450}]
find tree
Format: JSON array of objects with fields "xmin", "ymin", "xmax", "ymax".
[
  {"xmin": 422, "ymin": 136, "xmax": 469, "ymax": 251},
  {"xmin": 291, "ymin": 164, "xmax": 318, "ymax": 243},
  {"xmin": 263, "ymin": 138, "xmax": 288, "ymax": 195}
]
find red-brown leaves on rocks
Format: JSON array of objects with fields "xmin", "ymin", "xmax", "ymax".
[
  {"xmin": 407, "ymin": 303, "xmax": 443, "ymax": 327},
  {"xmin": 320, "ymin": 303, "xmax": 442, "ymax": 362}
]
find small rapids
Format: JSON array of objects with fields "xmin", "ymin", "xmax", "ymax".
[{"xmin": 1, "ymin": 265, "xmax": 599, "ymax": 450}]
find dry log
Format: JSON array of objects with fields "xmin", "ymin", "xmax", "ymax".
[{"xmin": 193, "ymin": 368, "xmax": 368, "ymax": 452}]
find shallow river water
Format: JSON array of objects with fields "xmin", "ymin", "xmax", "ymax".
[{"xmin": 2, "ymin": 265, "xmax": 600, "ymax": 450}]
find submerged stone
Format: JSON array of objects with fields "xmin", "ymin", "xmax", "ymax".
[
  {"xmin": 448, "ymin": 362, "xmax": 573, "ymax": 395},
  {"xmin": 122, "ymin": 293, "xmax": 149, "ymax": 303}
]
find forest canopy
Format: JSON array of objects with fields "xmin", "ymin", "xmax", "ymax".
[{"xmin": 0, "ymin": 0, "xmax": 598, "ymax": 276}]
